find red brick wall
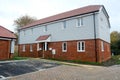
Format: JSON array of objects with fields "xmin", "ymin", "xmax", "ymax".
[
  {"xmin": 96, "ymin": 39, "xmax": 111, "ymax": 63},
  {"xmin": 18, "ymin": 44, "xmax": 38, "ymax": 58},
  {"xmin": 18, "ymin": 39, "xmax": 111, "ymax": 63},
  {"xmin": 0, "ymin": 40, "xmax": 11, "ymax": 60}
]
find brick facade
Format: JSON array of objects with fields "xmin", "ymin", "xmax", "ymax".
[
  {"xmin": 18, "ymin": 39, "xmax": 111, "ymax": 63},
  {"xmin": 0, "ymin": 40, "xmax": 11, "ymax": 60}
]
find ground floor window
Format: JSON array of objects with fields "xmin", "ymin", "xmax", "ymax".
[
  {"xmin": 62, "ymin": 42, "xmax": 67, "ymax": 52},
  {"xmin": 22, "ymin": 45, "xmax": 26, "ymax": 52},
  {"xmin": 30, "ymin": 44, "xmax": 33, "ymax": 52},
  {"xmin": 101, "ymin": 41, "xmax": 104, "ymax": 52},
  {"xmin": 77, "ymin": 41, "xmax": 85, "ymax": 52}
]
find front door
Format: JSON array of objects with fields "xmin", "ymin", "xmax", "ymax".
[{"xmin": 38, "ymin": 42, "xmax": 47, "ymax": 58}]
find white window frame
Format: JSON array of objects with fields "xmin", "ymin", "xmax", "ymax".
[
  {"xmin": 22, "ymin": 45, "xmax": 26, "ymax": 52},
  {"xmin": 62, "ymin": 42, "xmax": 67, "ymax": 52},
  {"xmin": 77, "ymin": 41, "xmax": 85, "ymax": 52},
  {"xmin": 62, "ymin": 21, "xmax": 66, "ymax": 29},
  {"xmin": 30, "ymin": 44, "xmax": 33, "ymax": 52},
  {"xmin": 101, "ymin": 41, "xmax": 104, "ymax": 52},
  {"xmin": 76, "ymin": 18, "xmax": 83, "ymax": 27}
]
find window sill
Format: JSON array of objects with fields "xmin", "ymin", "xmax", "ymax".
[
  {"xmin": 62, "ymin": 50, "xmax": 67, "ymax": 52},
  {"xmin": 77, "ymin": 50, "xmax": 85, "ymax": 52},
  {"xmin": 101, "ymin": 50, "xmax": 104, "ymax": 52},
  {"xmin": 30, "ymin": 50, "xmax": 33, "ymax": 52}
]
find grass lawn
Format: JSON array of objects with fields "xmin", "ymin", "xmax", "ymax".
[
  {"xmin": 9, "ymin": 55, "xmax": 120, "ymax": 66},
  {"xmin": 11, "ymin": 57, "xmax": 30, "ymax": 60},
  {"xmin": 46, "ymin": 55, "xmax": 120, "ymax": 66}
]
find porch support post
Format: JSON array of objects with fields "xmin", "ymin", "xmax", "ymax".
[{"xmin": 45, "ymin": 42, "xmax": 47, "ymax": 51}]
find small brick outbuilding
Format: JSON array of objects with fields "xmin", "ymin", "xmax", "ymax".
[{"xmin": 0, "ymin": 26, "xmax": 16, "ymax": 60}]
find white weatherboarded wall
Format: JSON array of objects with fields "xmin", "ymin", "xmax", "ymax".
[{"xmin": 19, "ymin": 14, "xmax": 95, "ymax": 44}]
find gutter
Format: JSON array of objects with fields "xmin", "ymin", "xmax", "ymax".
[{"xmin": 93, "ymin": 13, "xmax": 98, "ymax": 62}]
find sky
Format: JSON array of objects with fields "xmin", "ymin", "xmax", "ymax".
[{"xmin": 0, "ymin": 0, "xmax": 120, "ymax": 32}]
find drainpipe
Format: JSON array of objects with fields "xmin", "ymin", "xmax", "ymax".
[{"xmin": 93, "ymin": 13, "xmax": 98, "ymax": 62}]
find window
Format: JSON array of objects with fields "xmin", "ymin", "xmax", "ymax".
[
  {"xmin": 101, "ymin": 41, "xmax": 104, "ymax": 51},
  {"xmin": 77, "ymin": 18, "xmax": 83, "ymax": 27},
  {"xmin": 31, "ymin": 28, "xmax": 33, "ymax": 34},
  {"xmin": 22, "ymin": 45, "xmax": 26, "ymax": 52},
  {"xmin": 37, "ymin": 43, "xmax": 39, "ymax": 51},
  {"xmin": 100, "ymin": 17, "xmax": 103, "ymax": 21},
  {"xmin": 62, "ymin": 21, "xmax": 66, "ymax": 29},
  {"xmin": 44, "ymin": 25, "xmax": 47, "ymax": 32},
  {"xmin": 30, "ymin": 44, "xmax": 33, "ymax": 52},
  {"xmin": 23, "ymin": 30, "xmax": 26, "ymax": 35},
  {"xmin": 77, "ymin": 41, "xmax": 85, "ymax": 52},
  {"xmin": 62, "ymin": 42, "xmax": 67, "ymax": 52}
]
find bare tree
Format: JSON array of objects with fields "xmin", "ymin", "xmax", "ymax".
[{"xmin": 14, "ymin": 15, "xmax": 37, "ymax": 32}]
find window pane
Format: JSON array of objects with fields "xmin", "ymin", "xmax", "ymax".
[
  {"xmin": 30, "ymin": 44, "xmax": 33, "ymax": 52},
  {"xmin": 62, "ymin": 42, "xmax": 67, "ymax": 52},
  {"xmin": 81, "ymin": 17, "xmax": 83, "ymax": 25},
  {"xmin": 82, "ymin": 42, "xmax": 84, "ymax": 50},
  {"xmin": 44, "ymin": 25, "xmax": 47, "ymax": 32},
  {"xmin": 64, "ymin": 21, "xmax": 66, "ymax": 29},
  {"xmin": 78, "ymin": 42, "xmax": 80, "ymax": 50},
  {"xmin": 101, "ymin": 41, "xmax": 104, "ymax": 51},
  {"xmin": 23, "ymin": 45, "xmax": 25, "ymax": 52},
  {"xmin": 78, "ymin": 18, "xmax": 80, "ymax": 26},
  {"xmin": 64, "ymin": 43, "xmax": 66, "ymax": 50}
]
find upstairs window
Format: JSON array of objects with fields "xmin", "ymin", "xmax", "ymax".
[
  {"xmin": 62, "ymin": 21, "xmax": 66, "ymax": 29},
  {"xmin": 77, "ymin": 18, "xmax": 83, "ymax": 27},
  {"xmin": 23, "ymin": 30, "xmax": 26, "ymax": 35},
  {"xmin": 44, "ymin": 25, "xmax": 47, "ymax": 32},
  {"xmin": 31, "ymin": 28, "xmax": 33, "ymax": 34},
  {"xmin": 101, "ymin": 41, "xmax": 104, "ymax": 52},
  {"xmin": 62, "ymin": 42, "xmax": 67, "ymax": 52},
  {"xmin": 77, "ymin": 41, "xmax": 85, "ymax": 52},
  {"xmin": 22, "ymin": 45, "xmax": 26, "ymax": 52},
  {"xmin": 30, "ymin": 44, "xmax": 33, "ymax": 52}
]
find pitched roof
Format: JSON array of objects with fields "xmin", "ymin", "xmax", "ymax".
[
  {"xmin": 36, "ymin": 35, "xmax": 50, "ymax": 41},
  {"xmin": 0, "ymin": 26, "xmax": 16, "ymax": 39},
  {"xmin": 21, "ymin": 5, "xmax": 102, "ymax": 29}
]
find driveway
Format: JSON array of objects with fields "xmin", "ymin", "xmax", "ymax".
[
  {"xmin": 0, "ymin": 59, "xmax": 120, "ymax": 80},
  {"xmin": 0, "ymin": 59, "xmax": 59, "ymax": 80},
  {"xmin": 7, "ymin": 61, "xmax": 120, "ymax": 80}
]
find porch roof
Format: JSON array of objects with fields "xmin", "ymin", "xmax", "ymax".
[{"xmin": 36, "ymin": 34, "xmax": 51, "ymax": 42}]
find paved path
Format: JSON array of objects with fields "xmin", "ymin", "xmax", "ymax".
[{"xmin": 7, "ymin": 63, "xmax": 120, "ymax": 80}]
